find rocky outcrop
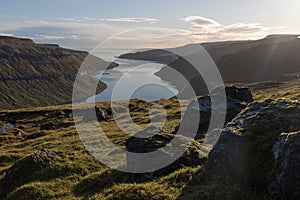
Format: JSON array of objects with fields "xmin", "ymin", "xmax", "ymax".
[
  {"xmin": 81, "ymin": 106, "xmax": 110, "ymax": 123},
  {"xmin": 224, "ymin": 86, "xmax": 253, "ymax": 103},
  {"xmin": 186, "ymin": 86, "xmax": 253, "ymax": 134},
  {"xmin": 3, "ymin": 149, "xmax": 59, "ymax": 189},
  {"xmin": 272, "ymin": 132, "xmax": 300, "ymax": 198},
  {"xmin": 203, "ymin": 130, "xmax": 251, "ymax": 183},
  {"xmin": 125, "ymin": 123, "xmax": 205, "ymax": 178},
  {"xmin": 95, "ymin": 106, "xmax": 110, "ymax": 121},
  {"xmin": 125, "ymin": 125, "xmax": 167, "ymax": 153},
  {"xmin": 125, "ymin": 86, "xmax": 253, "ymax": 177},
  {"xmin": 203, "ymin": 99, "xmax": 300, "ymax": 199}
]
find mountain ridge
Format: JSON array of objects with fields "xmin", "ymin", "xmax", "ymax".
[
  {"xmin": 120, "ymin": 34, "xmax": 300, "ymax": 96},
  {"xmin": 0, "ymin": 36, "xmax": 118, "ymax": 110}
]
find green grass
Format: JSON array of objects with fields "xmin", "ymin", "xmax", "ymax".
[
  {"xmin": 1, "ymin": 77, "xmax": 300, "ymax": 199},
  {"xmin": 0, "ymin": 36, "xmax": 116, "ymax": 110},
  {"xmin": 235, "ymin": 75, "xmax": 300, "ymax": 101},
  {"xmin": 0, "ymin": 98, "xmax": 196, "ymax": 199}
]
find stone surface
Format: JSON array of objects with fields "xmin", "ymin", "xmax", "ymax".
[
  {"xmin": 203, "ymin": 130, "xmax": 252, "ymax": 183},
  {"xmin": 40, "ymin": 122, "xmax": 54, "ymax": 130},
  {"xmin": 3, "ymin": 149, "xmax": 58, "ymax": 188},
  {"xmin": 95, "ymin": 106, "xmax": 109, "ymax": 121},
  {"xmin": 0, "ymin": 121, "xmax": 14, "ymax": 131},
  {"xmin": 272, "ymin": 132, "xmax": 300, "ymax": 198},
  {"xmin": 203, "ymin": 99, "xmax": 300, "ymax": 198},
  {"xmin": 81, "ymin": 106, "xmax": 109, "ymax": 123},
  {"xmin": 224, "ymin": 86, "xmax": 254, "ymax": 103},
  {"xmin": 125, "ymin": 125, "xmax": 204, "ymax": 178},
  {"xmin": 185, "ymin": 86, "xmax": 253, "ymax": 134},
  {"xmin": 124, "ymin": 86, "xmax": 254, "ymax": 178},
  {"xmin": 125, "ymin": 125, "xmax": 166, "ymax": 153}
]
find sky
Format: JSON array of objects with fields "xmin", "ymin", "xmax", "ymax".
[{"xmin": 0, "ymin": 0, "xmax": 299, "ymax": 50}]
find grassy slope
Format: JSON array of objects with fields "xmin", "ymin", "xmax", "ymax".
[
  {"xmin": 0, "ymin": 98, "xmax": 191, "ymax": 200},
  {"xmin": 0, "ymin": 36, "xmax": 115, "ymax": 110},
  {"xmin": 0, "ymin": 78, "xmax": 300, "ymax": 199}
]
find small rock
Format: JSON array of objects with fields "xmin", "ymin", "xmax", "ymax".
[
  {"xmin": 225, "ymin": 86, "xmax": 254, "ymax": 103},
  {"xmin": 95, "ymin": 106, "xmax": 108, "ymax": 121},
  {"xmin": 40, "ymin": 122, "xmax": 54, "ymax": 130},
  {"xmin": 54, "ymin": 111, "xmax": 65, "ymax": 117},
  {"xmin": 81, "ymin": 106, "xmax": 109, "ymax": 122},
  {"xmin": 25, "ymin": 132, "xmax": 46, "ymax": 140},
  {"xmin": 0, "ymin": 122, "xmax": 14, "ymax": 131}
]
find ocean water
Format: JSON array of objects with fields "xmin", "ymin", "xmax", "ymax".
[{"xmin": 86, "ymin": 49, "xmax": 179, "ymax": 102}]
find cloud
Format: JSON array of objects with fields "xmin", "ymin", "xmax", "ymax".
[
  {"xmin": 33, "ymin": 34, "xmax": 68, "ymax": 40},
  {"xmin": 220, "ymin": 23, "xmax": 269, "ymax": 34},
  {"xmin": 183, "ymin": 16, "xmax": 221, "ymax": 28},
  {"xmin": 0, "ymin": 18, "xmax": 166, "ymax": 50},
  {"xmin": 103, "ymin": 17, "xmax": 158, "ymax": 24},
  {"xmin": 58, "ymin": 18, "xmax": 83, "ymax": 22},
  {"xmin": 0, "ymin": 16, "xmax": 284, "ymax": 52},
  {"xmin": 0, "ymin": 20, "xmax": 125, "ymax": 49},
  {"xmin": 0, "ymin": 33, "xmax": 14, "ymax": 37},
  {"xmin": 58, "ymin": 17, "xmax": 158, "ymax": 24},
  {"xmin": 182, "ymin": 15, "xmax": 283, "ymax": 42}
]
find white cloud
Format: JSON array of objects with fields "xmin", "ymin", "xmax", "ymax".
[
  {"xmin": 220, "ymin": 23, "xmax": 269, "ymax": 34},
  {"xmin": 58, "ymin": 18, "xmax": 83, "ymax": 22},
  {"xmin": 0, "ymin": 33, "xmax": 14, "ymax": 37},
  {"xmin": 58, "ymin": 17, "xmax": 158, "ymax": 24},
  {"xmin": 182, "ymin": 15, "xmax": 283, "ymax": 42},
  {"xmin": 184, "ymin": 16, "xmax": 221, "ymax": 28},
  {"xmin": 0, "ymin": 18, "xmax": 165, "ymax": 50},
  {"xmin": 103, "ymin": 17, "xmax": 158, "ymax": 24},
  {"xmin": 33, "ymin": 34, "xmax": 67, "ymax": 40},
  {"xmin": 0, "ymin": 16, "xmax": 284, "ymax": 51},
  {"xmin": 0, "ymin": 20, "xmax": 126, "ymax": 49}
]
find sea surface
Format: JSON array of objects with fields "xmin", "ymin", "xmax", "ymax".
[{"xmin": 86, "ymin": 48, "xmax": 178, "ymax": 102}]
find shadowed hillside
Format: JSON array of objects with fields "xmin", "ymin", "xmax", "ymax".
[
  {"xmin": 120, "ymin": 35, "xmax": 300, "ymax": 95},
  {"xmin": 0, "ymin": 36, "xmax": 117, "ymax": 110}
]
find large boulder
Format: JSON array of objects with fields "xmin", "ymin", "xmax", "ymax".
[
  {"xmin": 203, "ymin": 99, "xmax": 300, "ymax": 198},
  {"xmin": 125, "ymin": 125, "xmax": 168, "ymax": 153},
  {"xmin": 272, "ymin": 131, "xmax": 300, "ymax": 198},
  {"xmin": 3, "ymin": 149, "xmax": 59, "ymax": 189},
  {"xmin": 125, "ymin": 125, "xmax": 204, "ymax": 178},
  {"xmin": 203, "ymin": 130, "xmax": 252, "ymax": 184},
  {"xmin": 185, "ymin": 86, "xmax": 253, "ymax": 134}
]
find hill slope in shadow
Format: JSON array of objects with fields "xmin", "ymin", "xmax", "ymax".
[
  {"xmin": 0, "ymin": 36, "xmax": 117, "ymax": 110},
  {"xmin": 120, "ymin": 35, "xmax": 300, "ymax": 95}
]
